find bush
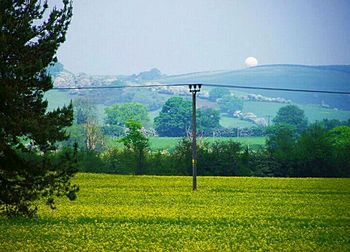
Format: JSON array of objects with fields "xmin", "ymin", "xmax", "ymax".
[{"xmin": 61, "ymin": 123, "xmax": 350, "ymax": 178}]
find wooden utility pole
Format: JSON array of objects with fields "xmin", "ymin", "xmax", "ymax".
[{"xmin": 189, "ymin": 84, "xmax": 201, "ymax": 191}]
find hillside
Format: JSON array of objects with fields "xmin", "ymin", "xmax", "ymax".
[
  {"xmin": 46, "ymin": 64, "xmax": 350, "ymax": 128},
  {"xmin": 157, "ymin": 64, "xmax": 350, "ymax": 109}
]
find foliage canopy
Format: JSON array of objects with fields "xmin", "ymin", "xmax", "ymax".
[
  {"xmin": 208, "ymin": 87, "xmax": 230, "ymax": 101},
  {"xmin": 154, "ymin": 97, "xmax": 222, "ymax": 137},
  {"xmin": 105, "ymin": 102, "xmax": 149, "ymax": 127},
  {"xmin": 217, "ymin": 95, "xmax": 243, "ymax": 115},
  {"xmin": 273, "ymin": 105, "xmax": 308, "ymax": 133},
  {"xmin": 0, "ymin": 0, "xmax": 78, "ymax": 217},
  {"xmin": 197, "ymin": 108, "xmax": 221, "ymax": 135},
  {"xmin": 120, "ymin": 120, "xmax": 149, "ymax": 174},
  {"xmin": 154, "ymin": 97, "xmax": 192, "ymax": 137}
]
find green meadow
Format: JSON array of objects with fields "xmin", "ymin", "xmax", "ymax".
[
  {"xmin": 106, "ymin": 136, "xmax": 266, "ymax": 151},
  {"xmin": 45, "ymin": 90, "xmax": 350, "ymax": 129},
  {"xmin": 1, "ymin": 174, "xmax": 349, "ymax": 251}
]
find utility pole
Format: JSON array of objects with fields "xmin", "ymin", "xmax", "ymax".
[{"xmin": 189, "ymin": 84, "xmax": 201, "ymax": 191}]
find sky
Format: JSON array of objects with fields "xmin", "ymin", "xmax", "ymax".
[{"xmin": 54, "ymin": 0, "xmax": 350, "ymax": 75}]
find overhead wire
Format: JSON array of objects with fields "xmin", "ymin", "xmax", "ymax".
[{"xmin": 51, "ymin": 83, "xmax": 350, "ymax": 95}]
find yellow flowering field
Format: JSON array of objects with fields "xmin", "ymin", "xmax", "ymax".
[{"xmin": 1, "ymin": 174, "xmax": 349, "ymax": 251}]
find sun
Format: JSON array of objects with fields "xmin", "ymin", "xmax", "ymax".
[{"xmin": 245, "ymin": 57, "xmax": 258, "ymax": 67}]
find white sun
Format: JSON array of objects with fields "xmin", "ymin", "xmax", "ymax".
[{"xmin": 245, "ymin": 57, "xmax": 258, "ymax": 67}]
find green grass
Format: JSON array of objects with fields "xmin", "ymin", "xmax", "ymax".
[
  {"xmin": 1, "ymin": 174, "xmax": 349, "ymax": 251},
  {"xmin": 148, "ymin": 136, "xmax": 265, "ymax": 151},
  {"xmin": 243, "ymin": 101, "xmax": 350, "ymax": 123},
  {"xmin": 45, "ymin": 90, "xmax": 72, "ymax": 111},
  {"xmin": 45, "ymin": 90, "xmax": 350, "ymax": 130},
  {"xmin": 106, "ymin": 136, "xmax": 266, "ymax": 151},
  {"xmin": 220, "ymin": 115, "xmax": 256, "ymax": 128},
  {"xmin": 204, "ymin": 101, "xmax": 350, "ymax": 129},
  {"xmin": 300, "ymin": 104, "xmax": 350, "ymax": 122}
]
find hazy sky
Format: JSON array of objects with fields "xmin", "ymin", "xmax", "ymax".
[{"xmin": 55, "ymin": 0, "xmax": 350, "ymax": 75}]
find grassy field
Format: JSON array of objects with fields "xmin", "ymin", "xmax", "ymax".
[
  {"xmin": 45, "ymin": 90, "xmax": 72, "ymax": 111},
  {"xmin": 45, "ymin": 90, "xmax": 350, "ymax": 130},
  {"xmin": 145, "ymin": 101, "xmax": 350, "ymax": 129},
  {"xmin": 1, "ymin": 174, "xmax": 349, "ymax": 251},
  {"xmin": 243, "ymin": 101, "xmax": 350, "ymax": 123},
  {"xmin": 148, "ymin": 136, "xmax": 265, "ymax": 151},
  {"xmin": 220, "ymin": 116, "xmax": 256, "ymax": 128},
  {"xmin": 107, "ymin": 136, "xmax": 266, "ymax": 151}
]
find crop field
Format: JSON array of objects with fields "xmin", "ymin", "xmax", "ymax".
[{"xmin": 1, "ymin": 174, "xmax": 349, "ymax": 251}]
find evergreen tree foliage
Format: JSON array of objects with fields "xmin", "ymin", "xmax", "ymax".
[
  {"xmin": 0, "ymin": 0, "xmax": 78, "ymax": 217},
  {"xmin": 47, "ymin": 61, "xmax": 64, "ymax": 77}
]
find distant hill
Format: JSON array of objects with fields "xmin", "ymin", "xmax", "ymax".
[
  {"xmin": 157, "ymin": 64, "xmax": 350, "ymax": 109},
  {"xmin": 46, "ymin": 63, "xmax": 350, "ymax": 126}
]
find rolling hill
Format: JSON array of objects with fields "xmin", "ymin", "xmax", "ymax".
[
  {"xmin": 157, "ymin": 64, "xmax": 350, "ymax": 110},
  {"xmin": 45, "ymin": 64, "xmax": 350, "ymax": 128}
]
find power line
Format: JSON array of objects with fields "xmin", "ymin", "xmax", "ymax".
[
  {"xmin": 52, "ymin": 83, "xmax": 184, "ymax": 90},
  {"xmin": 52, "ymin": 83, "xmax": 350, "ymax": 95},
  {"xmin": 204, "ymin": 84, "xmax": 350, "ymax": 95}
]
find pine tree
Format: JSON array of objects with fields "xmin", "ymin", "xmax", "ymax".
[{"xmin": 0, "ymin": 0, "xmax": 78, "ymax": 217}]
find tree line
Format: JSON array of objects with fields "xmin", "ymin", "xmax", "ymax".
[
  {"xmin": 70, "ymin": 113, "xmax": 350, "ymax": 178},
  {"xmin": 68, "ymin": 95, "xmax": 262, "ymax": 153}
]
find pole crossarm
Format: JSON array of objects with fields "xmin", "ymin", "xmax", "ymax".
[{"xmin": 188, "ymin": 84, "xmax": 202, "ymax": 93}]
